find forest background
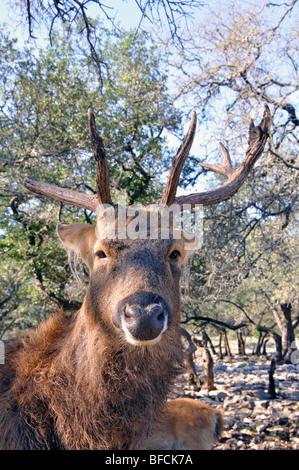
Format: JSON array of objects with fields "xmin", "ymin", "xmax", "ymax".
[{"xmin": 0, "ymin": 0, "xmax": 298, "ymax": 363}]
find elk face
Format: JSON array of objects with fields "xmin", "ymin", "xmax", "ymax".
[
  {"xmin": 94, "ymin": 236, "xmax": 190, "ymax": 346},
  {"xmin": 58, "ymin": 213, "xmax": 192, "ymax": 346}
]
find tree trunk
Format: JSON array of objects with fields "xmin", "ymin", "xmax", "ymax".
[
  {"xmin": 255, "ymin": 331, "xmax": 263, "ymax": 355},
  {"xmin": 223, "ymin": 330, "xmax": 232, "ymax": 356},
  {"xmin": 218, "ymin": 332, "xmax": 223, "ymax": 359},
  {"xmin": 268, "ymin": 358, "xmax": 277, "ymax": 399},
  {"xmin": 271, "ymin": 331, "xmax": 283, "ymax": 362},
  {"xmin": 201, "ymin": 347, "xmax": 214, "ymax": 391},
  {"xmin": 202, "ymin": 330, "xmax": 217, "ymax": 355},
  {"xmin": 255, "ymin": 327, "xmax": 283, "ymax": 362},
  {"xmin": 260, "ymin": 292, "xmax": 295, "ymax": 363},
  {"xmin": 180, "ymin": 328, "xmax": 201, "ymax": 389},
  {"xmin": 262, "ymin": 338, "xmax": 269, "ymax": 356},
  {"xmin": 280, "ymin": 303, "xmax": 295, "ymax": 362},
  {"xmin": 237, "ymin": 329, "xmax": 246, "ymax": 355},
  {"xmin": 184, "ymin": 344, "xmax": 201, "ymax": 390}
]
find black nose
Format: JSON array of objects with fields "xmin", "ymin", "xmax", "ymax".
[
  {"xmin": 113, "ymin": 291, "xmax": 172, "ymax": 344},
  {"xmin": 123, "ymin": 303, "xmax": 166, "ymax": 341}
]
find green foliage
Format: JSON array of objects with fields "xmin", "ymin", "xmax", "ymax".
[{"xmin": 0, "ymin": 24, "xmax": 181, "ymax": 336}]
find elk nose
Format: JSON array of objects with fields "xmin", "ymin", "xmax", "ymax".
[{"xmin": 122, "ymin": 303, "xmax": 167, "ymax": 345}]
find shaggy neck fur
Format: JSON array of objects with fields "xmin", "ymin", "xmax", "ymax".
[{"xmin": 1, "ymin": 309, "xmax": 183, "ymax": 450}]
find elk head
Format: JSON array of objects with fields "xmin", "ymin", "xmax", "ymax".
[{"xmin": 24, "ymin": 105, "xmax": 271, "ymax": 347}]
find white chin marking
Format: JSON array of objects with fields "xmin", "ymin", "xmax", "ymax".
[{"xmin": 121, "ymin": 316, "xmax": 168, "ymax": 347}]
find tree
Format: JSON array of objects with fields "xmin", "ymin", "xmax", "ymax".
[
  {"xmin": 169, "ymin": 0, "xmax": 298, "ymax": 361},
  {"xmin": 8, "ymin": 0, "xmax": 203, "ymax": 86},
  {"xmin": 0, "ymin": 25, "xmax": 181, "ymax": 336}
]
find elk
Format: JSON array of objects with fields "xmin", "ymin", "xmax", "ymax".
[
  {"xmin": 0, "ymin": 105, "xmax": 271, "ymax": 450},
  {"xmin": 141, "ymin": 397, "xmax": 224, "ymax": 450}
]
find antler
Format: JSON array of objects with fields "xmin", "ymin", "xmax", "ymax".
[
  {"xmin": 23, "ymin": 177, "xmax": 98, "ymax": 211},
  {"xmin": 87, "ymin": 109, "xmax": 113, "ymax": 205},
  {"xmin": 173, "ymin": 103, "xmax": 272, "ymax": 208},
  {"xmin": 160, "ymin": 110, "xmax": 197, "ymax": 206},
  {"xmin": 24, "ymin": 109, "xmax": 112, "ymax": 211},
  {"xmin": 24, "ymin": 104, "xmax": 271, "ymax": 212}
]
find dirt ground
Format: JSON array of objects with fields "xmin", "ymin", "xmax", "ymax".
[{"xmin": 170, "ymin": 350, "xmax": 299, "ymax": 450}]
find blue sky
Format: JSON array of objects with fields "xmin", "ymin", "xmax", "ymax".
[
  {"xmin": 0, "ymin": 0, "xmax": 164, "ymax": 43},
  {"xmin": 0, "ymin": 0, "xmax": 216, "ymax": 45},
  {"xmin": 1, "ymin": 0, "xmax": 297, "ymax": 195}
]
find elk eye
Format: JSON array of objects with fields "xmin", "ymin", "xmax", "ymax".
[
  {"xmin": 95, "ymin": 250, "xmax": 107, "ymax": 259},
  {"xmin": 169, "ymin": 250, "xmax": 181, "ymax": 260}
]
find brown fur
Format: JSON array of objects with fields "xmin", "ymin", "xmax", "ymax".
[
  {"xmin": 0, "ymin": 219, "xmax": 188, "ymax": 450},
  {"xmin": 0, "ymin": 309, "xmax": 183, "ymax": 450},
  {"xmin": 141, "ymin": 397, "xmax": 224, "ymax": 450}
]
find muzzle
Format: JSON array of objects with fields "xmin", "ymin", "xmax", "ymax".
[{"xmin": 113, "ymin": 291, "xmax": 172, "ymax": 346}]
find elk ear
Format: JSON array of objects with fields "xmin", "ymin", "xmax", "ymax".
[{"xmin": 57, "ymin": 223, "xmax": 96, "ymax": 268}]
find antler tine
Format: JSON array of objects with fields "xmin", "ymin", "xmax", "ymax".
[
  {"xmin": 23, "ymin": 176, "xmax": 98, "ymax": 211},
  {"xmin": 174, "ymin": 103, "xmax": 272, "ymax": 208},
  {"xmin": 160, "ymin": 111, "xmax": 197, "ymax": 206},
  {"xmin": 87, "ymin": 109, "xmax": 113, "ymax": 206},
  {"xmin": 24, "ymin": 109, "xmax": 113, "ymax": 212},
  {"xmin": 23, "ymin": 109, "xmax": 113, "ymax": 211},
  {"xmin": 198, "ymin": 143, "xmax": 235, "ymax": 178}
]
